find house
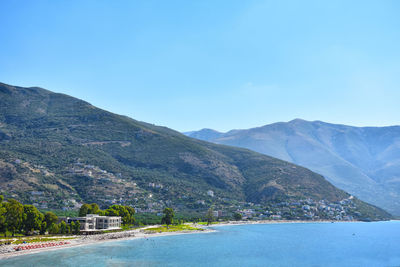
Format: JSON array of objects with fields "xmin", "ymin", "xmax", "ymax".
[
  {"xmin": 196, "ymin": 200, "xmax": 205, "ymax": 205},
  {"xmin": 270, "ymin": 215, "xmax": 282, "ymax": 220},
  {"xmin": 64, "ymin": 214, "xmax": 121, "ymax": 232}
]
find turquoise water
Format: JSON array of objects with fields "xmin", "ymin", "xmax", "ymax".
[{"xmin": 1, "ymin": 221, "xmax": 400, "ymax": 266}]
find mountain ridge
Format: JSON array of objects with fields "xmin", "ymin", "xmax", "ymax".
[
  {"xmin": 185, "ymin": 119, "xmax": 400, "ymax": 215},
  {"xmin": 0, "ymin": 82, "xmax": 391, "ymax": 220}
]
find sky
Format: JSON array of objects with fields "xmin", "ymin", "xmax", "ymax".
[{"xmin": 1, "ymin": 0, "xmax": 399, "ymax": 132}]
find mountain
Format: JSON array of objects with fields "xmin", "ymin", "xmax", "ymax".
[
  {"xmin": 185, "ymin": 129, "xmax": 223, "ymax": 141},
  {"xmin": 0, "ymin": 83, "xmax": 390, "ymax": 220},
  {"xmin": 185, "ymin": 119, "xmax": 400, "ymax": 215}
]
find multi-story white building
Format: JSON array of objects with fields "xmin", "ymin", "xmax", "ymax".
[{"xmin": 65, "ymin": 214, "xmax": 121, "ymax": 232}]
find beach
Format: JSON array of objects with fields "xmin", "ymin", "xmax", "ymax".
[
  {"xmin": 0, "ymin": 219, "xmax": 360, "ymax": 260},
  {"xmin": 0, "ymin": 224, "xmax": 214, "ymax": 260},
  {"xmin": 2, "ymin": 220, "xmax": 398, "ymax": 267}
]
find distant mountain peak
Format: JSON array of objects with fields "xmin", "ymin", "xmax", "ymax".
[
  {"xmin": 197, "ymin": 128, "xmax": 222, "ymax": 133},
  {"xmin": 289, "ymin": 118, "xmax": 308, "ymax": 123},
  {"xmin": 184, "ymin": 128, "xmax": 224, "ymax": 141},
  {"xmin": 187, "ymin": 119, "xmax": 400, "ymax": 215}
]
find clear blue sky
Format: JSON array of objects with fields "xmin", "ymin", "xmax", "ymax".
[{"xmin": 1, "ymin": 0, "xmax": 399, "ymax": 132}]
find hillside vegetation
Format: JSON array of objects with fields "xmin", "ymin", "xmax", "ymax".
[{"xmin": 0, "ymin": 83, "xmax": 390, "ymax": 220}]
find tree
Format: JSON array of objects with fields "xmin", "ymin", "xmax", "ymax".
[
  {"xmin": 40, "ymin": 221, "xmax": 47, "ymax": 235},
  {"xmin": 48, "ymin": 223, "xmax": 59, "ymax": 234},
  {"xmin": 161, "ymin": 208, "xmax": 174, "ymax": 228},
  {"xmin": 105, "ymin": 207, "xmax": 119, "ymax": 216},
  {"xmin": 88, "ymin": 203, "xmax": 100, "ymax": 215},
  {"xmin": 79, "ymin": 203, "xmax": 102, "ymax": 216},
  {"xmin": 22, "ymin": 205, "xmax": 43, "ymax": 235},
  {"xmin": 125, "ymin": 206, "xmax": 136, "ymax": 225},
  {"xmin": 233, "ymin": 212, "xmax": 242, "ymax": 221},
  {"xmin": 4, "ymin": 199, "xmax": 24, "ymax": 236},
  {"xmin": 44, "ymin": 212, "xmax": 58, "ymax": 229},
  {"xmin": 105, "ymin": 205, "xmax": 135, "ymax": 225},
  {"xmin": 60, "ymin": 221, "xmax": 67, "ymax": 234},
  {"xmin": 73, "ymin": 221, "xmax": 80, "ymax": 234},
  {"xmin": 79, "ymin": 204, "xmax": 91, "ymax": 217},
  {"xmin": 69, "ymin": 221, "xmax": 75, "ymax": 234},
  {"xmin": 206, "ymin": 208, "xmax": 214, "ymax": 226},
  {"xmin": 0, "ymin": 196, "xmax": 6, "ymax": 235},
  {"xmin": 97, "ymin": 209, "xmax": 105, "ymax": 216}
]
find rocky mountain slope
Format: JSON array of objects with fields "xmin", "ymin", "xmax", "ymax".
[
  {"xmin": 0, "ymin": 83, "xmax": 390, "ymax": 220},
  {"xmin": 185, "ymin": 119, "xmax": 400, "ymax": 215}
]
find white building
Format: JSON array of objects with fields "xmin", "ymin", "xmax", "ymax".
[{"xmin": 65, "ymin": 214, "xmax": 121, "ymax": 232}]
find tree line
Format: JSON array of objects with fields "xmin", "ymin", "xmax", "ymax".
[
  {"xmin": 0, "ymin": 196, "xmax": 67, "ymax": 236},
  {"xmin": 78, "ymin": 203, "xmax": 135, "ymax": 225},
  {"xmin": 0, "ymin": 196, "xmax": 135, "ymax": 237}
]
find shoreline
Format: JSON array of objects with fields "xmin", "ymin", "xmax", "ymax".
[
  {"xmin": 0, "ymin": 225, "xmax": 214, "ymax": 260},
  {"xmin": 207, "ymin": 219, "xmax": 355, "ymax": 227},
  {"xmin": 0, "ymin": 219, "xmax": 386, "ymax": 260}
]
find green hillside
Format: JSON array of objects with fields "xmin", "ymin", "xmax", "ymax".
[{"xmin": 0, "ymin": 82, "xmax": 391, "ymax": 221}]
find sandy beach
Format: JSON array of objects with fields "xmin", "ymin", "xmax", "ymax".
[{"xmin": 0, "ymin": 225, "xmax": 215, "ymax": 260}]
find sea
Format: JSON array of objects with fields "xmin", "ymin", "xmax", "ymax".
[{"xmin": 1, "ymin": 221, "xmax": 399, "ymax": 267}]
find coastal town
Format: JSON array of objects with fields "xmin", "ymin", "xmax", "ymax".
[
  {"xmin": 3, "ymin": 160, "xmax": 356, "ymax": 222},
  {"xmin": 234, "ymin": 197, "xmax": 357, "ymax": 221},
  {"xmin": 29, "ymin": 187, "xmax": 360, "ymax": 223}
]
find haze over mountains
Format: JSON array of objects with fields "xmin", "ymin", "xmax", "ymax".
[
  {"xmin": 0, "ymin": 82, "xmax": 390, "ymax": 220},
  {"xmin": 185, "ymin": 119, "xmax": 400, "ymax": 215}
]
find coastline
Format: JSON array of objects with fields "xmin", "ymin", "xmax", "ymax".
[
  {"xmin": 0, "ymin": 219, "xmax": 373, "ymax": 260},
  {"xmin": 0, "ymin": 226, "xmax": 214, "ymax": 260},
  {"xmin": 207, "ymin": 219, "xmax": 348, "ymax": 227}
]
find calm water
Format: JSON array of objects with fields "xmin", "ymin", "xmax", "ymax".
[{"xmin": 1, "ymin": 221, "xmax": 399, "ymax": 267}]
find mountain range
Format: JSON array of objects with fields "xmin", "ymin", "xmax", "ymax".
[
  {"xmin": 185, "ymin": 119, "xmax": 400, "ymax": 215},
  {"xmin": 0, "ymin": 82, "xmax": 390, "ymax": 220}
]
